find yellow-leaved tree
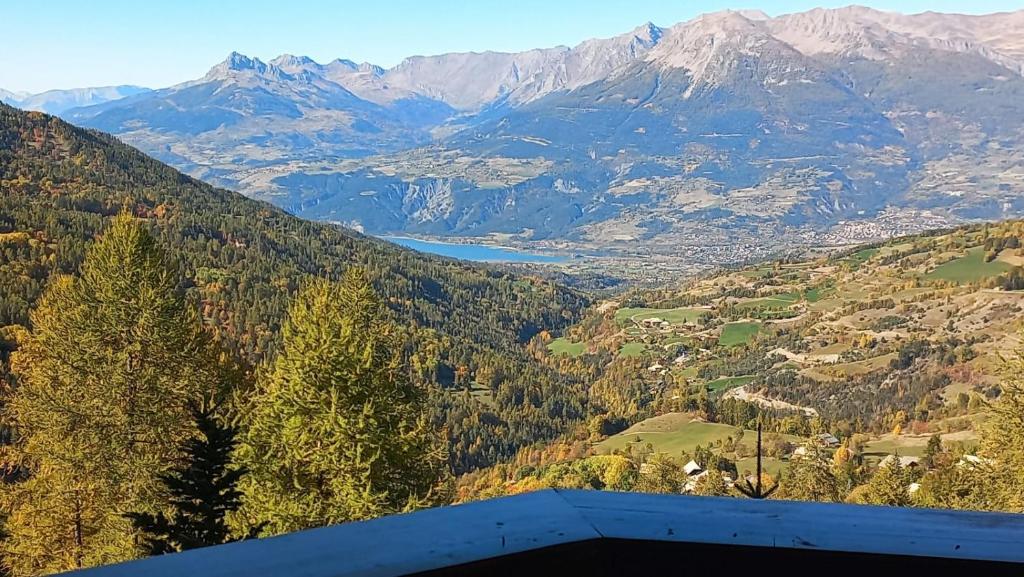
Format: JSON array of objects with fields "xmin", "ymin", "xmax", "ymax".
[{"xmin": 1, "ymin": 214, "xmax": 219, "ymax": 575}]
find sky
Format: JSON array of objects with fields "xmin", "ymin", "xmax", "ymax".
[{"xmin": 3, "ymin": 0, "xmax": 1023, "ymax": 93}]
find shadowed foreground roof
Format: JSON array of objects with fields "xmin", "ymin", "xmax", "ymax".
[{"xmin": 66, "ymin": 489, "xmax": 1024, "ymax": 576}]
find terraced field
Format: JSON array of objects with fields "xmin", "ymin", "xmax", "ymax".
[
  {"xmin": 719, "ymin": 322, "xmax": 761, "ymax": 347},
  {"xmin": 926, "ymin": 247, "xmax": 1012, "ymax": 283}
]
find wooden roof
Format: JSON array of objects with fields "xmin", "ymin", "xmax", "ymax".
[{"xmin": 66, "ymin": 489, "xmax": 1024, "ymax": 576}]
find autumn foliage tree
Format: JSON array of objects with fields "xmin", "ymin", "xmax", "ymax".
[
  {"xmin": 1, "ymin": 214, "xmax": 218, "ymax": 575},
  {"xmin": 233, "ymin": 270, "xmax": 451, "ymax": 536}
]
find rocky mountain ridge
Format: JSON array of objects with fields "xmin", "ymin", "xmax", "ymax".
[{"xmin": 31, "ymin": 6, "xmax": 1024, "ymax": 263}]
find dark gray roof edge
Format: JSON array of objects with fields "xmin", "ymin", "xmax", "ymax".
[{"xmin": 63, "ymin": 489, "xmax": 1024, "ymax": 576}]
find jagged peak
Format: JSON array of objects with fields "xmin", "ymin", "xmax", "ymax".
[
  {"xmin": 270, "ymin": 54, "xmax": 320, "ymax": 70},
  {"xmin": 203, "ymin": 52, "xmax": 276, "ymax": 80},
  {"xmin": 632, "ymin": 21, "xmax": 664, "ymax": 44},
  {"xmin": 224, "ymin": 51, "xmax": 265, "ymax": 71},
  {"xmin": 330, "ymin": 58, "xmax": 359, "ymax": 69},
  {"xmin": 357, "ymin": 62, "xmax": 385, "ymax": 75}
]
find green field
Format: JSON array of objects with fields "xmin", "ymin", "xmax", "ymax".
[
  {"xmin": 615, "ymin": 307, "xmax": 706, "ymax": 325},
  {"xmin": 618, "ymin": 342, "xmax": 648, "ymax": 357},
  {"xmin": 862, "ymin": 432, "xmax": 979, "ymax": 463},
  {"xmin": 842, "ymin": 247, "xmax": 879, "ymax": 269},
  {"xmin": 596, "ymin": 415, "xmax": 746, "ymax": 456},
  {"xmin": 547, "ymin": 337, "xmax": 585, "ymax": 357},
  {"xmin": 719, "ymin": 322, "xmax": 760, "ymax": 347},
  {"xmin": 596, "ymin": 413, "xmax": 798, "ymax": 476},
  {"xmin": 704, "ymin": 375, "xmax": 756, "ymax": 392},
  {"xmin": 925, "ymin": 247, "xmax": 1012, "ymax": 283},
  {"xmin": 735, "ymin": 291, "xmax": 801, "ymax": 311},
  {"xmin": 804, "ymin": 285, "xmax": 835, "ymax": 303}
]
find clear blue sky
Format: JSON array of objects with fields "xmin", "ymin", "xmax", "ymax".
[{"xmin": 3, "ymin": 0, "xmax": 1022, "ymax": 93}]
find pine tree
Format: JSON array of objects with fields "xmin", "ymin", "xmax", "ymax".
[
  {"xmin": 777, "ymin": 446, "xmax": 841, "ymax": 502},
  {"xmin": 126, "ymin": 404, "xmax": 255, "ymax": 555},
  {"xmin": 979, "ymin": 353, "xmax": 1024, "ymax": 511},
  {"xmin": 234, "ymin": 270, "xmax": 450, "ymax": 536},
  {"xmin": 921, "ymin": 434, "xmax": 943, "ymax": 470},
  {"xmin": 692, "ymin": 470, "xmax": 728, "ymax": 497},
  {"xmin": 863, "ymin": 459, "xmax": 911, "ymax": 507},
  {"xmin": 1, "ymin": 214, "xmax": 216, "ymax": 575},
  {"xmin": 634, "ymin": 453, "xmax": 683, "ymax": 494}
]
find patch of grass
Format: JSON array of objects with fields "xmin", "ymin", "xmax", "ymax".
[
  {"xmin": 618, "ymin": 342, "xmax": 648, "ymax": 358},
  {"xmin": 862, "ymin": 431, "xmax": 979, "ymax": 463},
  {"xmin": 615, "ymin": 307, "xmax": 706, "ymax": 325},
  {"xmin": 675, "ymin": 366, "xmax": 698, "ymax": 379},
  {"xmin": 704, "ymin": 375, "xmax": 756, "ymax": 392},
  {"xmin": 807, "ymin": 297, "xmax": 844, "ymax": 312},
  {"xmin": 925, "ymin": 247, "xmax": 1012, "ymax": 284},
  {"xmin": 547, "ymin": 337, "xmax": 585, "ymax": 357},
  {"xmin": 467, "ymin": 383, "xmax": 495, "ymax": 407},
  {"xmin": 803, "ymin": 353, "xmax": 896, "ymax": 381},
  {"xmin": 596, "ymin": 416, "xmax": 744, "ymax": 456},
  {"xmin": 804, "ymin": 285, "xmax": 835, "ymax": 303},
  {"xmin": 738, "ymin": 268, "xmax": 772, "ymax": 279},
  {"xmin": 662, "ymin": 335, "xmax": 687, "ymax": 347},
  {"xmin": 735, "ymin": 291, "xmax": 801, "ymax": 311},
  {"xmin": 842, "ymin": 247, "xmax": 879, "ymax": 269},
  {"xmin": 735, "ymin": 456, "xmax": 788, "ymax": 478},
  {"xmin": 719, "ymin": 322, "xmax": 760, "ymax": 347},
  {"xmin": 595, "ymin": 414, "xmax": 799, "ymax": 477}
]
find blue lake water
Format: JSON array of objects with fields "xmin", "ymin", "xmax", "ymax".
[{"xmin": 382, "ymin": 236, "xmax": 566, "ymax": 263}]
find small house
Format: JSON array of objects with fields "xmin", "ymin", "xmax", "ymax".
[
  {"xmin": 815, "ymin": 433, "xmax": 840, "ymax": 448},
  {"xmin": 683, "ymin": 460, "xmax": 703, "ymax": 476}
]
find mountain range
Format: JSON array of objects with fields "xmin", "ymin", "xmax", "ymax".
[
  {"xmin": 0, "ymin": 85, "xmax": 149, "ymax": 115},
  {"xmin": 20, "ymin": 6, "xmax": 1024, "ymax": 263}
]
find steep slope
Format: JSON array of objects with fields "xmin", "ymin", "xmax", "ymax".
[
  {"xmin": 0, "ymin": 103, "xmax": 586, "ymax": 355},
  {"xmin": 0, "ymin": 103, "xmax": 594, "ymax": 473}
]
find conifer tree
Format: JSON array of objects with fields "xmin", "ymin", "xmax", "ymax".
[
  {"xmin": 777, "ymin": 446, "xmax": 841, "ymax": 502},
  {"xmin": 863, "ymin": 460, "xmax": 911, "ymax": 507},
  {"xmin": 234, "ymin": 270, "xmax": 450, "ymax": 536},
  {"xmin": 691, "ymin": 470, "xmax": 728, "ymax": 497},
  {"xmin": 979, "ymin": 354, "xmax": 1024, "ymax": 511},
  {"xmin": 1, "ymin": 214, "xmax": 216, "ymax": 575},
  {"xmin": 126, "ymin": 404, "xmax": 255, "ymax": 555}
]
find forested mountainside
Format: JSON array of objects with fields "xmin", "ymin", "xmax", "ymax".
[
  {"xmin": 0, "ymin": 103, "xmax": 590, "ymax": 473},
  {"xmin": 60, "ymin": 7, "xmax": 1024, "ymax": 261}
]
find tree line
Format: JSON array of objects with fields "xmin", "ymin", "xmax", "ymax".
[{"xmin": 1, "ymin": 215, "xmax": 449, "ymax": 575}]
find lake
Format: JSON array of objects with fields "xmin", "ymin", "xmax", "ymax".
[{"xmin": 382, "ymin": 236, "xmax": 566, "ymax": 263}]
